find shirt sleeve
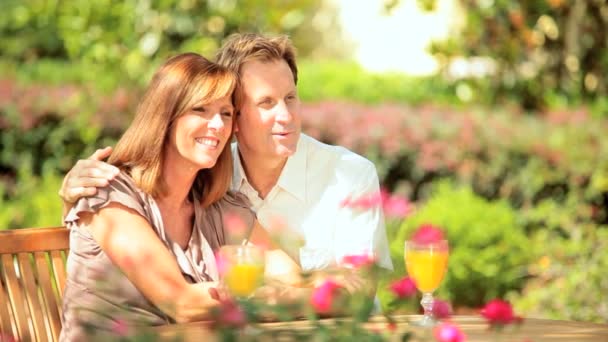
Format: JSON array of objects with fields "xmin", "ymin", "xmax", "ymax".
[{"xmin": 332, "ymin": 160, "xmax": 394, "ymax": 271}]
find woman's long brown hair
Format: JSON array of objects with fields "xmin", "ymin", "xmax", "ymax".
[{"xmin": 108, "ymin": 53, "xmax": 238, "ymax": 207}]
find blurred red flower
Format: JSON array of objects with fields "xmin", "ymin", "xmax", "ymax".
[
  {"xmin": 480, "ymin": 299, "xmax": 522, "ymax": 326},
  {"xmin": 389, "ymin": 276, "xmax": 417, "ymax": 299},
  {"xmin": 310, "ymin": 279, "xmax": 343, "ymax": 314},
  {"xmin": 433, "ymin": 299, "xmax": 453, "ymax": 320},
  {"xmin": 411, "ymin": 223, "xmax": 445, "ymax": 244}
]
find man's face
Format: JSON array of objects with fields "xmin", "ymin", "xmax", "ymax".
[{"xmin": 235, "ymin": 59, "xmax": 301, "ymax": 160}]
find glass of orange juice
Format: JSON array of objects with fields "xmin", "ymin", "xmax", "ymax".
[
  {"xmin": 404, "ymin": 239, "xmax": 449, "ymax": 327},
  {"xmin": 218, "ymin": 245, "xmax": 265, "ymax": 298}
]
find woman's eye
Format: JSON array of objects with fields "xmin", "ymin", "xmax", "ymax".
[
  {"xmin": 193, "ymin": 106, "xmax": 205, "ymax": 112},
  {"xmin": 222, "ymin": 111, "xmax": 233, "ymax": 117}
]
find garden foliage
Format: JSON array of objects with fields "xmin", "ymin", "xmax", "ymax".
[
  {"xmin": 412, "ymin": 0, "xmax": 608, "ymax": 113},
  {"xmin": 1, "ymin": 14, "xmax": 607, "ymax": 321},
  {"xmin": 300, "ymin": 100, "xmax": 608, "ymax": 322},
  {"xmin": 0, "ymin": 0, "xmax": 346, "ymax": 89},
  {"xmin": 3, "ymin": 72, "xmax": 607, "ymax": 321},
  {"xmin": 392, "ymin": 181, "xmax": 532, "ymax": 308}
]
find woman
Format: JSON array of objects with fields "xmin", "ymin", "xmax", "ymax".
[{"xmin": 59, "ymin": 53, "xmax": 280, "ymax": 341}]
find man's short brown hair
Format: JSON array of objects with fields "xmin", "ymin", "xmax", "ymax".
[{"xmin": 215, "ymin": 33, "xmax": 298, "ymax": 85}]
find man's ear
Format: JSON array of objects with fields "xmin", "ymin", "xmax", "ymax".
[{"xmin": 234, "ymin": 112, "xmax": 240, "ymax": 133}]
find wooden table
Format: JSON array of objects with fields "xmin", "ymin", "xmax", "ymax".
[{"xmin": 155, "ymin": 314, "xmax": 608, "ymax": 341}]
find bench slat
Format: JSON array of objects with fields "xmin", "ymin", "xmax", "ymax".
[
  {"xmin": 35, "ymin": 252, "xmax": 62, "ymax": 341},
  {"xmin": 0, "ymin": 270, "xmax": 16, "ymax": 338},
  {"xmin": 50, "ymin": 251, "xmax": 67, "ymax": 300},
  {"xmin": 0, "ymin": 227, "xmax": 69, "ymax": 342},
  {"xmin": 18, "ymin": 253, "xmax": 50, "ymax": 342},
  {"xmin": 1, "ymin": 254, "xmax": 32, "ymax": 341},
  {"xmin": 0, "ymin": 228, "xmax": 69, "ymax": 254}
]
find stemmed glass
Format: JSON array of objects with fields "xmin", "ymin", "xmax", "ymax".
[
  {"xmin": 404, "ymin": 239, "xmax": 449, "ymax": 327},
  {"xmin": 218, "ymin": 244, "xmax": 265, "ymax": 298}
]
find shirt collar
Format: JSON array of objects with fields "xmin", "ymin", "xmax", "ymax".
[
  {"xmin": 232, "ymin": 135, "xmax": 307, "ymax": 201},
  {"xmin": 231, "ymin": 142, "xmax": 247, "ymax": 191},
  {"xmin": 276, "ymin": 135, "xmax": 307, "ymax": 201}
]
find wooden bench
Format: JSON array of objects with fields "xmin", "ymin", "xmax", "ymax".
[{"xmin": 0, "ymin": 227, "xmax": 69, "ymax": 342}]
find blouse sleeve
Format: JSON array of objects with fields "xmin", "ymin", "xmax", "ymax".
[{"xmin": 64, "ymin": 172, "xmax": 148, "ymax": 228}]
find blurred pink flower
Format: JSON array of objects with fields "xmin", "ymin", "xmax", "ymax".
[
  {"xmin": 340, "ymin": 193, "xmax": 383, "ymax": 210},
  {"xmin": 481, "ymin": 299, "xmax": 522, "ymax": 326},
  {"xmin": 340, "ymin": 189, "xmax": 413, "ymax": 219},
  {"xmin": 381, "ymin": 190, "xmax": 414, "ymax": 218},
  {"xmin": 215, "ymin": 251, "xmax": 229, "ymax": 277},
  {"xmin": 389, "ymin": 276, "xmax": 417, "ymax": 299},
  {"xmin": 433, "ymin": 299, "xmax": 453, "ymax": 320},
  {"xmin": 216, "ymin": 299, "xmax": 247, "ymax": 328},
  {"xmin": 310, "ymin": 279, "xmax": 343, "ymax": 314},
  {"xmin": 110, "ymin": 319, "xmax": 129, "ymax": 337},
  {"xmin": 340, "ymin": 253, "xmax": 375, "ymax": 269},
  {"xmin": 223, "ymin": 213, "xmax": 248, "ymax": 239},
  {"xmin": 411, "ymin": 223, "xmax": 445, "ymax": 244},
  {"xmin": 434, "ymin": 322, "xmax": 466, "ymax": 342}
]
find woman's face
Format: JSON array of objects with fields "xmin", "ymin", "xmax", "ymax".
[{"xmin": 167, "ymin": 95, "xmax": 234, "ymax": 170}]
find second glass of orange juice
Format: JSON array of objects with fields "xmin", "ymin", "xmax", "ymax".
[
  {"xmin": 219, "ymin": 245, "xmax": 265, "ymax": 298},
  {"xmin": 405, "ymin": 239, "xmax": 449, "ymax": 326}
]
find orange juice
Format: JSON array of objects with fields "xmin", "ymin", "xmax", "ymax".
[
  {"xmin": 225, "ymin": 263, "xmax": 265, "ymax": 297},
  {"xmin": 405, "ymin": 250, "xmax": 448, "ymax": 293}
]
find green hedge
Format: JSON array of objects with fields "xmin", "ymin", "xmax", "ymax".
[
  {"xmin": 298, "ymin": 61, "xmax": 459, "ymax": 105},
  {"xmin": 511, "ymin": 227, "xmax": 608, "ymax": 322},
  {"xmin": 388, "ymin": 181, "xmax": 532, "ymax": 308}
]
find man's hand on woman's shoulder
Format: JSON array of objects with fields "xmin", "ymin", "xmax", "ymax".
[{"xmin": 59, "ymin": 146, "xmax": 119, "ymax": 203}]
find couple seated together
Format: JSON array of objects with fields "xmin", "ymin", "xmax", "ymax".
[{"xmin": 58, "ymin": 33, "xmax": 393, "ymax": 341}]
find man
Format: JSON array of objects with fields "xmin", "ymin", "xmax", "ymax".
[{"xmin": 60, "ymin": 33, "xmax": 393, "ymax": 278}]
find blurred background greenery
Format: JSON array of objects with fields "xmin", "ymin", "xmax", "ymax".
[{"xmin": 1, "ymin": 0, "xmax": 606, "ymax": 323}]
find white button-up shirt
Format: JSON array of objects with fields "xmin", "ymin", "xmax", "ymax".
[{"xmin": 232, "ymin": 134, "xmax": 393, "ymax": 272}]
